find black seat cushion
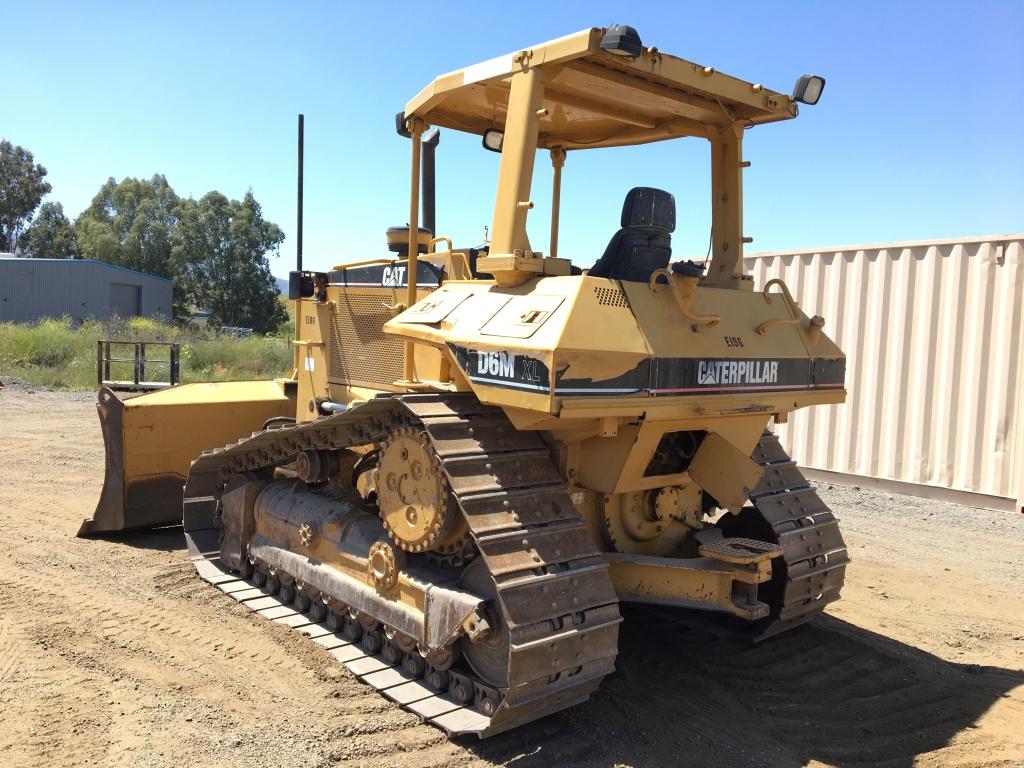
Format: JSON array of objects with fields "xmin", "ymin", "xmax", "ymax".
[{"xmin": 589, "ymin": 187, "xmax": 675, "ymax": 282}]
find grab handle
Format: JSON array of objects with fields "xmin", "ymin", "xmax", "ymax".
[
  {"xmin": 756, "ymin": 278, "xmax": 800, "ymax": 335},
  {"xmin": 648, "ymin": 268, "xmax": 720, "ymax": 332}
]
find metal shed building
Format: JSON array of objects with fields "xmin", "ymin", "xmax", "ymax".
[{"xmin": 0, "ymin": 257, "xmax": 172, "ymax": 322}]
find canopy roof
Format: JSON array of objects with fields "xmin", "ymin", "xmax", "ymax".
[{"xmin": 404, "ymin": 27, "xmax": 799, "ymax": 150}]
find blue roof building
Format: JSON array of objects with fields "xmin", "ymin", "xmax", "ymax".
[{"xmin": 0, "ymin": 257, "xmax": 172, "ymax": 322}]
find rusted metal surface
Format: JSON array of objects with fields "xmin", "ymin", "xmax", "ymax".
[
  {"xmin": 80, "ymin": 388, "xmax": 183, "ymax": 535},
  {"xmin": 80, "ymin": 382, "xmax": 295, "ymax": 535},
  {"xmin": 180, "ymin": 393, "xmax": 621, "ymax": 737},
  {"xmin": 605, "ymin": 550, "xmax": 775, "ymax": 620}
]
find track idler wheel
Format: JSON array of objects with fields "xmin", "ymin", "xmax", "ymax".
[{"xmin": 458, "ymin": 559, "xmax": 510, "ymax": 688}]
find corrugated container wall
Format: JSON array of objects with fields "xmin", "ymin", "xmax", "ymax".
[
  {"xmin": 0, "ymin": 259, "xmax": 172, "ymax": 323},
  {"xmin": 745, "ymin": 235, "xmax": 1024, "ymax": 513}
]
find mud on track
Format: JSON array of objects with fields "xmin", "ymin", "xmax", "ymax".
[{"xmin": 0, "ymin": 385, "xmax": 1021, "ymax": 768}]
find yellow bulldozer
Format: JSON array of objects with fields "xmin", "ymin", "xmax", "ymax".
[{"xmin": 81, "ymin": 25, "xmax": 847, "ymax": 737}]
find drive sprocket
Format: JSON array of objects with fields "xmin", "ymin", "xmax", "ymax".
[{"xmin": 376, "ymin": 426, "xmax": 467, "ymax": 553}]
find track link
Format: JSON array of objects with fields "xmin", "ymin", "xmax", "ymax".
[
  {"xmin": 181, "ymin": 393, "xmax": 621, "ymax": 737},
  {"xmin": 745, "ymin": 430, "xmax": 849, "ymax": 640}
]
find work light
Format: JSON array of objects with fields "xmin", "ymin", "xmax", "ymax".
[
  {"xmin": 482, "ymin": 129, "xmax": 504, "ymax": 152},
  {"xmin": 600, "ymin": 25, "xmax": 643, "ymax": 58},
  {"xmin": 792, "ymin": 74, "xmax": 826, "ymax": 105}
]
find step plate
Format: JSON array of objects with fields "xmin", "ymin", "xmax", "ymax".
[{"xmin": 699, "ymin": 537, "xmax": 782, "ymax": 565}]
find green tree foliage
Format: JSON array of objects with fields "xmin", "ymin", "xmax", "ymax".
[
  {"xmin": 0, "ymin": 139, "xmax": 52, "ymax": 253},
  {"xmin": 172, "ymin": 191, "xmax": 287, "ymax": 333},
  {"xmin": 75, "ymin": 175, "xmax": 179, "ymax": 278},
  {"xmin": 24, "ymin": 202, "xmax": 78, "ymax": 259},
  {"xmin": 66, "ymin": 174, "xmax": 286, "ymax": 331}
]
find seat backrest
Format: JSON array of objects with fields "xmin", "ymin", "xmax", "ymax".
[{"xmin": 588, "ymin": 187, "xmax": 675, "ymax": 282}]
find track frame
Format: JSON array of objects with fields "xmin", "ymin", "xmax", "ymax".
[{"xmin": 182, "ymin": 393, "xmax": 622, "ymax": 737}]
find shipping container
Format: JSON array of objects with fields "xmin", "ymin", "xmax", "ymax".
[{"xmin": 746, "ymin": 235, "xmax": 1024, "ymax": 514}]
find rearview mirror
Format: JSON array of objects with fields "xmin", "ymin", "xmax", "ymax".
[
  {"xmin": 792, "ymin": 74, "xmax": 825, "ymax": 105},
  {"xmin": 394, "ymin": 110, "xmax": 411, "ymax": 138},
  {"xmin": 482, "ymin": 129, "xmax": 504, "ymax": 152}
]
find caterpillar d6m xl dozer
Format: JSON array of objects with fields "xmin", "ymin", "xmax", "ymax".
[{"xmin": 82, "ymin": 25, "xmax": 847, "ymax": 737}]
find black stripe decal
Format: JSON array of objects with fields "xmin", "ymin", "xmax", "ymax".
[
  {"xmin": 448, "ymin": 344, "xmax": 552, "ymax": 393},
  {"xmin": 329, "ymin": 261, "xmax": 442, "ymax": 288},
  {"xmin": 448, "ymin": 344, "xmax": 844, "ymax": 398}
]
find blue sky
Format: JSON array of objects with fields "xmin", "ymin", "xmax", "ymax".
[{"xmin": 6, "ymin": 1, "xmax": 1022, "ymax": 276}]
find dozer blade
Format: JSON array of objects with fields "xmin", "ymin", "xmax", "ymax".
[{"xmin": 80, "ymin": 381, "xmax": 295, "ymax": 536}]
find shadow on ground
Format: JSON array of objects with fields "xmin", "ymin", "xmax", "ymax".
[
  {"xmin": 101, "ymin": 527, "xmax": 1021, "ymax": 766},
  {"xmin": 462, "ymin": 606, "xmax": 1023, "ymax": 768},
  {"xmin": 106, "ymin": 525, "xmax": 186, "ymax": 553}
]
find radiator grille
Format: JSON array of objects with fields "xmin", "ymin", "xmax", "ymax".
[{"xmin": 328, "ymin": 290, "xmax": 405, "ymax": 387}]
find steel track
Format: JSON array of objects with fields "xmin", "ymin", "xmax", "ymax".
[
  {"xmin": 181, "ymin": 393, "xmax": 621, "ymax": 738},
  {"xmin": 745, "ymin": 430, "xmax": 849, "ymax": 640}
]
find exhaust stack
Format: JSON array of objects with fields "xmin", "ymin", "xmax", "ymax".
[
  {"xmin": 296, "ymin": 113, "xmax": 304, "ymax": 272},
  {"xmin": 421, "ymin": 128, "xmax": 439, "ymax": 235}
]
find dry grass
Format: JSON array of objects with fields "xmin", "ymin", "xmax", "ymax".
[{"xmin": 0, "ymin": 316, "xmax": 292, "ymax": 390}]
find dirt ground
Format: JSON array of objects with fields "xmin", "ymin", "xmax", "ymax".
[{"xmin": 0, "ymin": 383, "xmax": 1021, "ymax": 768}]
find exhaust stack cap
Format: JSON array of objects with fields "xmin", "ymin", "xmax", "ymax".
[
  {"xmin": 672, "ymin": 261, "xmax": 705, "ymax": 279},
  {"xmin": 386, "ymin": 226, "xmax": 432, "ymax": 256}
]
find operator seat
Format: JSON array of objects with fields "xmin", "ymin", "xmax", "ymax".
[{"xmin": 588, "ymin": 187, "xmax": 675, "ymax": 282}]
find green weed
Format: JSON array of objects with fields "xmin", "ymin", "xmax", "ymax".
[{"xmin": 0, "ymin": 316, "xmax": 292, "ymax": 390}]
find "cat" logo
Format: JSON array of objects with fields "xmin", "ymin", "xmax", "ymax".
[{"xmin": 381, "ymin": 265, "xmax": 406, "ymax": 287}]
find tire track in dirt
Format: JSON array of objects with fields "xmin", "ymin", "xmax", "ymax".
[
  {"xmin": 0, "ymin": 536, "xmax": 453, "ymax": 767},
  {"xmin": 2, "ymin": 387, "xmax": 1022, "ymax": 768},
  {"xmin": 459, "ymin": 607, "xmax": 1024, "ymax": 768},
  {"xmin": 0, "ymin": 617, "xmax": 19, "ymax": 684},
  {"xmin": 603, "ymin": 609, "xmax": 1023, "ymax": 768},
  {"xmin": 21, "ymin": 662, "xmax": 112, "ymax": 767},
  {"xmin": 1, "ymin": 564, "xmax": 309, "ymax": 686},
  {"xmin": 0, "ymin": 587, "xmax": 113, "ymax": 766}
]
